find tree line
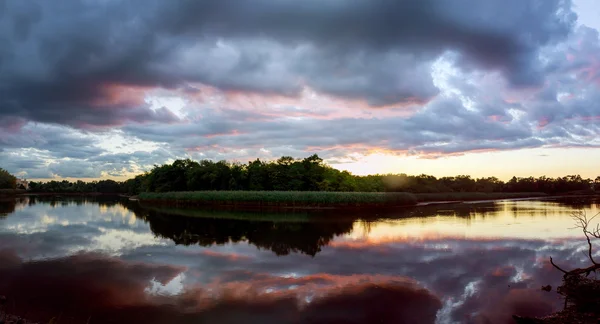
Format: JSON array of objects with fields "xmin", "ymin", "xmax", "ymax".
[
  {"xmin": 0, "ymin": 168, "xmax": 17, "ymax": 190},
  {"xmin": 3, "ymin": 154, "xmax": 596, "ymax": 195}
]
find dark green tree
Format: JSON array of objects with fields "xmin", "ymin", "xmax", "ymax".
[{"xmin": 0, "ymin": 168, "xmax": 17, "ymax": 189}]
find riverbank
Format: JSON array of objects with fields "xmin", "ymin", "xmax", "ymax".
[
  {"xmin": 14, "ymin": 192, "xmax": 121, "ymax": 197},
  {"xmin": 137, "ymin": 191, "xmax": 551, "ymax": 209},
  {"xmin": 138, "ymin": 191, "xmax": 419, "ymax": 208},
  {"xmin": 0, "ymin": 189, "xmax": 26, "ymax": 197}
]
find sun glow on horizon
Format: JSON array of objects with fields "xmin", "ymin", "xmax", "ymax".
[
  {"xmin": 330, "ymin": 147, "xmax": 600, "ymax": 180},
  {"xmin": 340, "ymin": 200, "xmax": 599, "ymax": 243}
]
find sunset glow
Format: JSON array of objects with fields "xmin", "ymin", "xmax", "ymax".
[{"xmin": 0, "ymin": 0, "xmax": 599, "ymax": 181}]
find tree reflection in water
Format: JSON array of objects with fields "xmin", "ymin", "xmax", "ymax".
[
  {"xmin": 0, "ymin": 199, "xmax": 16, "ymax": 217},
  {"xmin": 133, "ymin": 207, "xmax": 355, "ymax": 256},
  {"xmin": 1, "ymin": 196, "xmax": 599, "ymax": 323},
  {"xmin": 0, "ymin": 197, "xmax": 29, "ymax": 217}
]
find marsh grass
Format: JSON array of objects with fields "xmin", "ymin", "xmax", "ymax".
[
  {"xmin": 138, "ymin": 191, "xmax": 550, "ymax": 211},
  {"xmin": 413, "ymin": 192, "xmax": 547, "ymax": 202},
  {"xmin": 139, "ymin": 191, "xmax": 419, "ymax": 207}
]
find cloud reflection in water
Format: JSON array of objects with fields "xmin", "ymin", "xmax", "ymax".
[{"xmin": 0, "ymin": 197, "xmax": 598, "ymax": 323}]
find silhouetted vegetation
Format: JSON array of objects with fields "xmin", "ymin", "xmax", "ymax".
[
  {"xmin": 0, "ymin": 199, "xmax": 16, "ymax": 217},
  {"xmin": 413, "ymin": 192, "xmax": 546, "ymax": 202},
  {"xmin": 133, "ymin": 206, "xmax": 354, "ymax": 256},
  {"xmin": 139, "ymin": 191, "xmax": 419, "ymax": 207},
  {"xmin": 0, "ymin": 168, "xmax": 16, "ymax": 190},
  {"xmin": 22, "ymin": 155, "xmax": 600, "ymax": 198},
  {"xmin": 28, "ymin": 179, "xmax": 122, "ymax": 193}
]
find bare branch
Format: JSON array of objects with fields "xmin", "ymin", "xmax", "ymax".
[
  {"xmin": 550, "ymin": 257, "xmax": 568, "ymax": 274},
  {"xmin": 570, "ymin": 211, "xmax": 599, "ymax": 265},
  {"xmin": 550, "ymin": 210, "xmax": 600, "ymax": 279},
  {"xmin": 585, "ymin": 235, "xmax": 598, "ymax": 265}
]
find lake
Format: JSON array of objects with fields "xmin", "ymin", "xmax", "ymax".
[{"xmin": 0, "ymin": 196, "xmax": 598, "ymax": 324}]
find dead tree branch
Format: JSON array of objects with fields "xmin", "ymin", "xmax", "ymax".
[
  {"xmin": 551, "ymin": 211, "xmax": 600, "ymax": 279},
  {"xmin": 571, "ymin": 211, "xmax": 599, "ymax": 266},
  {"xmin": 550, "ymin": 257, "xmax": 568, "ymax": 274}
]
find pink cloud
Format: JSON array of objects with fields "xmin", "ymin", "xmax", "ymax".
[
  {"xmin": 537, "ymin": 117, "xmax": 550, "ymax": 129},
  {"xmin": 186, "ymin": 83, "xmax": 422, "ymax": 121}
]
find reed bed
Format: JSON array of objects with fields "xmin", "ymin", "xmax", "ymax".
[
  {"xmin": 413, "ymin": 192, "xmax": 547, "ymax": 202},
  {"xmin": 139, "ymin": 191, "xmax": 419, "ymax": 207},
  {"xmin": 140, "ymin": 191, "xmax": 548, "ymax": 207}
]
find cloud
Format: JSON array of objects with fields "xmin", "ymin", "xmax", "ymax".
[
  {"xmin": 0, "ymin": 122, "xmax": 102, "ymax": 156},
  {"xmin": 47, "ymin": 160, "xmax": 103, "ymax": 178},
  {"xmin": 120, "ymin": 94, "xmax": 539, "ymax": 160},
  {"xmin": 4, "ymin": 197, "xmax": 599, "ymax": 322},
  {"xmin": 0, "ymin": 249, "xmax": 442, "ymax": 324},
  {"xmin": 0, "ymin": 250, "xmax": 185, "ymax": 321},
  {"xmin": 0, "ymin": 121, "xmax": 177, "ymax": 178},
  {"xmin": 0, "ymin": 0, "xmax": 576, "ymax": 129},
  {"xmin": 119, "ymin": 25, "xmax": 600, "ymax": 162},
  {"xmin": 4, "ymin": 0, "xmax": 600, "ymax": 174}
]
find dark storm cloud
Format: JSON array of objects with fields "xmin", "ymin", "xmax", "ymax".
[
  {"xmin": 0, "ymin": 0, "xmax": 576, "ymax": 129},
  {"xmin": 158, "ymin": 0, "xmax": 574, "ymax": 87},
  {"xmin": 0, "ymin": 0, "xmax": 180, "ymax": 128}
]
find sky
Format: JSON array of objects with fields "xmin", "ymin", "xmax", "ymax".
[
  {"xmin": 2, "ymin": 198, "xmax": 598, "ymax": 322},
  {"xmin": 1, "ymin": 0, "xmax": 600, "ymax": 181}
]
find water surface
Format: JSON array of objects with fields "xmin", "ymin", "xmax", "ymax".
[{"xmin": 1, "ymin": 196, "xmax": 599, "ymax": 323}]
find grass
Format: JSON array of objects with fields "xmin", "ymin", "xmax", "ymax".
[
  {"xmin": 136, "ymin": 191, "xmax": 554, "ymax": 221},
  {"xmin": 138, "ymin": 191, "xmax": 419, "ymax": 207},
  {"xmin": 413, "ymin": 192, "xmax": 547, "ymax": 202},
  {"xmin": 138, "ymin": 191, "xmax": 551, "ymax": 209}
]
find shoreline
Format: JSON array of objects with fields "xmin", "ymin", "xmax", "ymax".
[
  {"xmin": 3, "ymin": 191, "xmax": 597, "ymax": 211},
  {"xmin": 2, "ymin": 192, "xmax": 122, "ymax": 197},
  {"xmin": 415, "ymin": 193, "xmax": 599, "ymax": 206},
  {"xmin": 136, "ymin": 191, "xmax": 556, "ymax": 211},
  {"xmin": 131, "ymin": 193, "xmax": 600, "ymax": 222}
]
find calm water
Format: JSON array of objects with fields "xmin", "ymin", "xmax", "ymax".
[{"xmin": 1, "ymin": 196, "xmax": 599, "ymax": 324}]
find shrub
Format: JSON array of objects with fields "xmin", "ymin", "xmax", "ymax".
[{"xmin": 0, "ymin": 168, "xmax": 16, "ymax": 189}]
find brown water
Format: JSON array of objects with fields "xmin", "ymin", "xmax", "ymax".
[{"xmin": 0, "ymin": 196, "xmax": 598, "ymax": 324}]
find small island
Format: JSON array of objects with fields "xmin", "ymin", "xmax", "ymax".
[{"xmin": 2, "ymin": 155, "xmax": 597, "ymax": 211}]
